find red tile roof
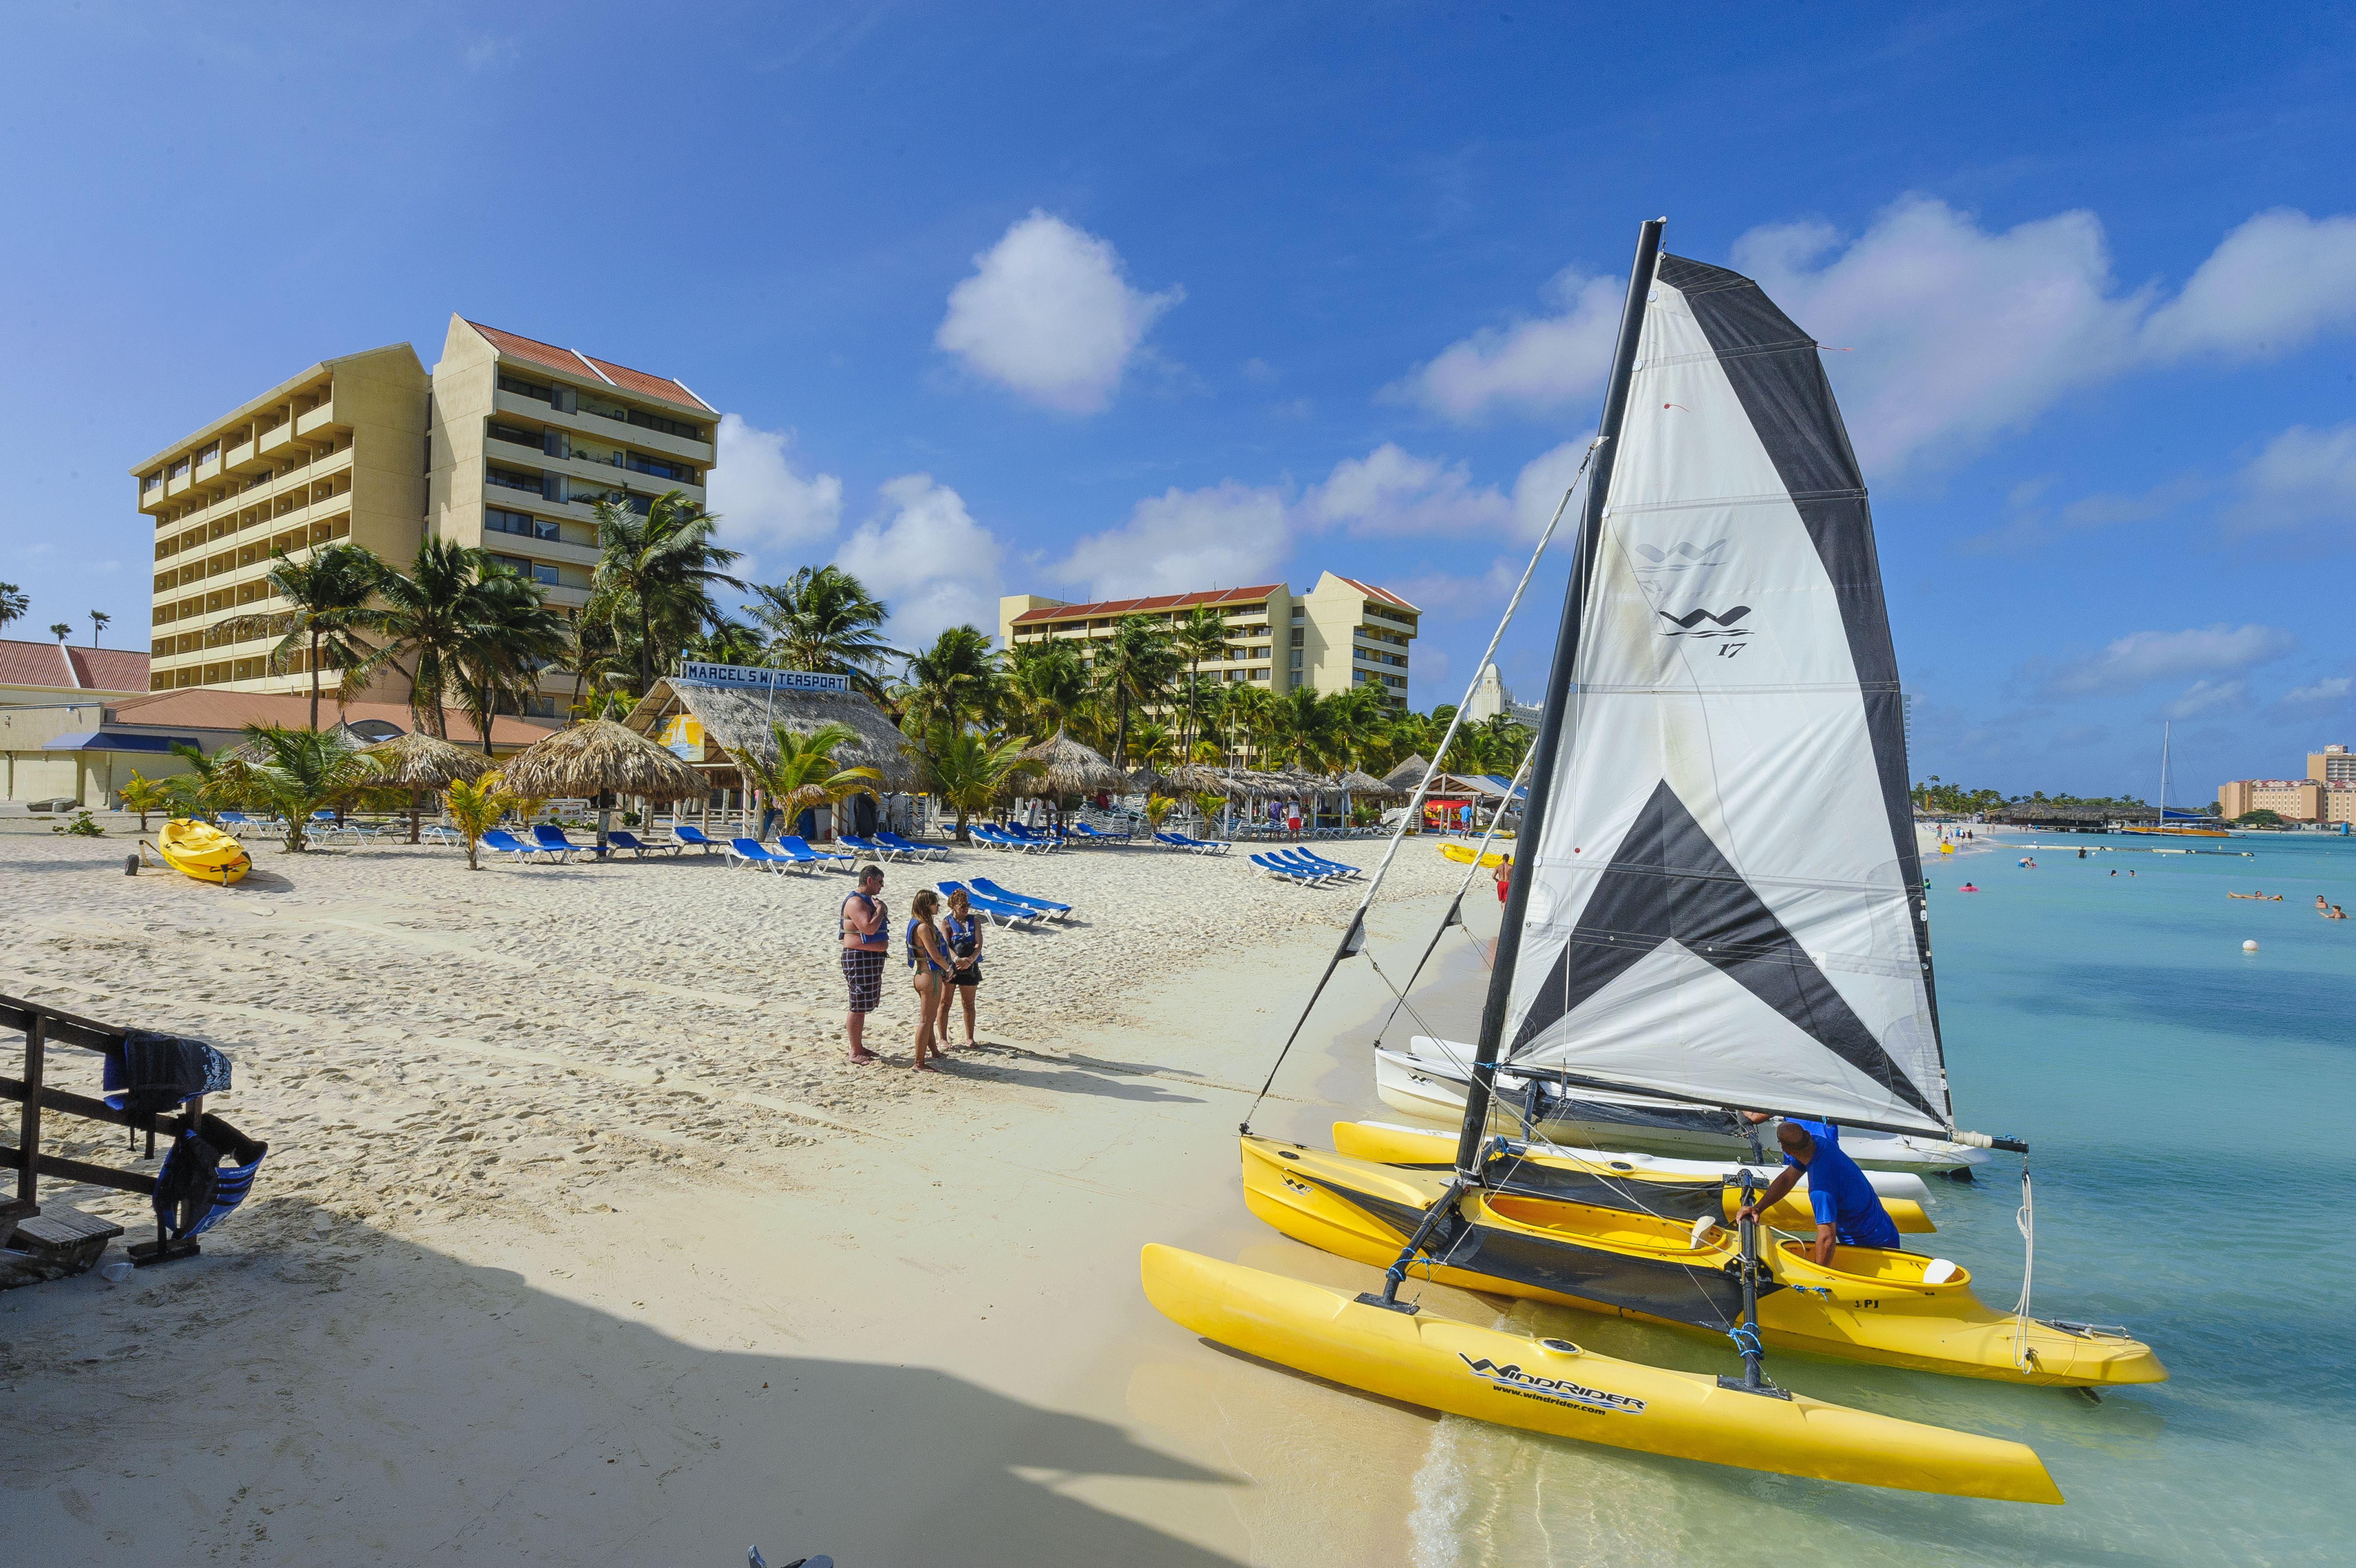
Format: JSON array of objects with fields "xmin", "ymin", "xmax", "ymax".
[
  {"xmin": 466, "ymin": 322, "xmax": 715, "ymax": 415},
  {"xmin": 0, "ymin": 639, "xmax": 149, "ymax": 693},
  {"xmin": 1010, "ymin": 585, "xmax": 1283, "ymax": 626},
  {"xmin": 1334, "ymin": 575, "xmax": 1419, "ymax": 613},
  {"xmin": 106, "ymin": 689, "xmax": 555, "ymax": 749}
]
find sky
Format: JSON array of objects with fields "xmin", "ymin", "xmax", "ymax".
[{"xmin": 4, "ymin": 2, "xmax": 2353, "ymax": 807}]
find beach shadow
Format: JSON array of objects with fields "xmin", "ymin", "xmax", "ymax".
[
  {"xmin": 951, "ymin": 1058, "xmax": 1207, "ymax": 1104},
  {"xmin": 4, "ymin": 1200, "xmax": 1247, "ymax": 1566}
]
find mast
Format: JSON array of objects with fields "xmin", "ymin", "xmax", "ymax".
[
  {"xmin": 2159, "ymin": 721, "xmax": 2171, "ymax": 827},
  {"xmin": 1452, "ymin": 216, "xmax": 1664, "ymax": 1181}
]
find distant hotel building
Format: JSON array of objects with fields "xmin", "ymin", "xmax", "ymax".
[
  {"xmin": 997, "ymin": 572, "xmax": 1419, "ymax": 706},
  {"xmin": 2217, "ymin": 743, "xmax": 2356, "ymax": 825},
  {"xmin": 134, "ymin": 317, "xmax": 717, "ymax": 716}
]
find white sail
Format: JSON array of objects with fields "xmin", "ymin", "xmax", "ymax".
[{"xmin": 1500, "ymin": 253, "xmax": 1949, "ymax": 1136}]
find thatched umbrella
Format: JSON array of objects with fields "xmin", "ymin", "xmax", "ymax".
[
  {"xmin": 1011, "ymin": 730, "xmax": 1123, "ymax": 800},
  {"xmin": 499, "ymin": 719, "xmax": 706, "ymax": 853},
  {"xmin": 363, "ymin": 730, "xmax": 494, "ymax": 843},
  {"xmin": 1382, "ymin": 755, "xmax": 1432, "ymax": 793}
]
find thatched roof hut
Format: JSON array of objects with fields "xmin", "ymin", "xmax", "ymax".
[
  {"xmin": 623, "ymin": 675, "xmax": 916, "ymax": 792},
  {"xmin": 1334, "ymin": 768, "xmax": 1398, "ymax": 799},
  {"xmin": 360, "ymin": 731, "xmax": 493, "ymax": 790},
  {"xmin": 1382, "ymin": 755, "xmax": 1433, "ymax": 793},
  {"xmin": 500, "ymin": 719, "xmax": 706, "ymax": 803},
  {"xmin": 1011, "ymin": 730, "xmax": 1123, "ymax": 798}
]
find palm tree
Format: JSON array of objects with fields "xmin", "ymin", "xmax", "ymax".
[
  {"xmin": 1095, "ymin": 614, "xmax": 1181, "ymax": 769},
  {"xmin": 1007, "ymin": 639, "xmax": 1089, "ymax": 738},
  {"xmin": 729, "ymin": 720, "xmax": 882, "ymax": 834},
  {"xmin": 49, "ymin": 622, "xmax": 72, "ymax": 643},
  {"xmin": 899, "ymin": 625, "xmax": 1004, "ymax": 735},
  {"xmin": 358, "ymin": 538, "xmax": 491, "ymax": 740},
  {"xmin": 161, "ymin": 742, "xmax": 250, "ymax": 825},
  {"xmin": 583, "ymin": 490, "xmax": 744, "ymax": 697},
  {"xmin": 88, "ymin": 610, "xmax": 112, "ymax": 646},
  {"xmin": 1124, "ymin": 720, "xmax": 1176, "ymax": 775},
  {"xmin": 237, "ymin": 725, "xmax": 383, "ymax": 852},
  {"xmin": 1173, "ymin": 605, "xmax": 1231, "ymax": 755},
  {"xmin": 1260, "ymin": 686, "xmax": 1339, "ymax": 771},
  {"xmin": 442, "ymin": 772, "xmax": 514, "ymax": 872},
  {"xmin": 684, "ymin": 617, "xmax": 766, "ymax": 667},
  {"xmin": 118, "ymin": 771, "xmax": 170, "ymax": 831},
  {"xmin": 0, "ymin": 582, "xmax": 27, "ymax": 635},
  {"xmin": 747, "ymin": 565, "xmax": 899, "ymax": 701},
  {"xmin": 908, "ymin": 723, "xmax": 1040, "ymax": 844},
  {"xmin": 244, "ymin": 541, "xmax": 386, "ymax": 731},
  {"xmin": 452, "ymin": 564, "xmax": 569, "ymax": 757},
  {"xmin": 1223, "ymin": 681, "xmax": 1274, "ymax": 766}
]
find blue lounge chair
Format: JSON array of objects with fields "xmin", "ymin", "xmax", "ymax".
[
  {"xmin": 482, "ymin": 828, "xmax": 566, "ymax": 863},
  {"xmin": 606, "ymin": 829, "xmax": 681, "ymax": 859},
  {"xmin": 877, "ymin": 829, "xmax": 949, "ymax": 862},
  {"xmin": 728, "ymin": 837, "xmax": 804, "ymax": 872},
  {"xmin": 1251, "ymin": 852, "xmax": 1332, "ymax": 887},
  {"xmin": 532, "ymin": 824, "xmax": 589, "ymax": 856},
  {"xmin": 777, "ymin": 834, "xmax": 856, "ymax": 869},
  {"xmin": 936, "ymin": 879, "xmax": 1042, "ymax": 928},
  {"xmin": 1068, "ymin": 821, "xmax": 1125, "ymax": 845},
  {"xmin": 839, "ymin": 833, "xmax": 901, "ymax": 862},
  {"xmin": 969, "ymin": 876, "xmax": 1074, "ymax": 921},
  {"xmin": 1276, "ymin": 847, "xmax": 1362, "ymax": 881},
  {"xmin": 669, "ymin": 823, "xmax": 723, "ymax": 856}
]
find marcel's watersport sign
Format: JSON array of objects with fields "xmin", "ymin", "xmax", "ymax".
[{"xmin": 674, "ymin": 662, "xmax": 850, "ymax": 694}]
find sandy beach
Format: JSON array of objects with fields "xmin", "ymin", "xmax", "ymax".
[{"xmin": 2, "ymin": 818, "xmax": 1489, "ymax": 1564}]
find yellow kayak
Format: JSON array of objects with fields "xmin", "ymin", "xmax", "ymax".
[
  {"xmin": 1241, "ymin": 1136, "xmax": 2163, "ymax": 1388},
  {"xmin": 1331, "ymin": 1118, "xmax": 1936, "ymax": 1234},
  {"xmin": 1141, "ymin": 1244, "xmax": 2063, "ymax": 1503},
  {"xmin": 156, "ymin": 818, "xmax": 250, "ymax": 886},
  {"xmin": 1440, "ymin": 841, "xmax": 1510, "ymax": 869}
]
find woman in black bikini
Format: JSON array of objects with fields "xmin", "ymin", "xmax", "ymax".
[{"xmin": 905, "ymin": 889, "xmax": 954, "ymax": 1072}]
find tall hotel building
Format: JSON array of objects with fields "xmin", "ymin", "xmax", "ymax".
[{"xmin": 135, "ymin": 317, "xmax": 717, "ymax": 715}]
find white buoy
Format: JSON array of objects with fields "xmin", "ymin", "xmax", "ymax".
[{"xmin": 2243, "ymin": 939, "xmax": 2259, "ymax": 952}]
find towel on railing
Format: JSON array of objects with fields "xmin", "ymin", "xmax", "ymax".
[{"xmin": 102, "ymin": 1032, "xmax": 233, "ymax": 1115}]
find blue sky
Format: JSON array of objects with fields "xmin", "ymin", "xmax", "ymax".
[{"xmin": 6, "ymin": 3, "xmax": 2353, "ymax": 805}]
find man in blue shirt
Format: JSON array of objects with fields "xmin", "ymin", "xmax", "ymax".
[{"xmin": 1735, "ymin": 1116, "xmax": 1900, "ymax": 1263}]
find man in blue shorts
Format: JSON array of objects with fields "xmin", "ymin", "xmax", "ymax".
[{"xmin": 1735, "ymin": 1116, "xmax": 1899, "ymax": 1264}]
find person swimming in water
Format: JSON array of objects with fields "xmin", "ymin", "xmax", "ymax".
[{"xmin": 1960, "ymin": 882, "xmax": 1979, "ymax": 892}]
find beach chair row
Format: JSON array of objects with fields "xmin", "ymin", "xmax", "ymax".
[
  {"xmin": 1153, "ymin": 831, "xmax": 1231, "ymax": 856},
  {"xmin": 970, "ymin": 823, "xmax": 1063, "ymax": 853},
  {"xmin": 936, "ymin": 877, "xmax": 1074, "ymax": 928},
  {"xmin": 1250, "ymin": 848, "xmax": 1366, "ymax": 887}
]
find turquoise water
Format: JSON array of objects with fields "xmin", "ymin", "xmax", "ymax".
[{"xmin": 1410, "ymin": 831, "xmax": 2356, "ymax": 1567}]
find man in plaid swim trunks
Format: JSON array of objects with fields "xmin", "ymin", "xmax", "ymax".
[{"xmin": 841, "ymin": 864, "xmax": 889, "ymax": 1064}]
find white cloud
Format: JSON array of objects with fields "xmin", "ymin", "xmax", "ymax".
[
  {"xmin": 2280, "ymin": 675, "xmax": 2353, "ymax": 705},
  {"xmin": 935, "ymin": 211, "xmax": 1182, "ymax": 414},
  {"xmin": 2160, "ymin": 678, "xmax": 2248, "ymax": 719},
  {"xmin": 1510, "ymin": 435, "xmax": 1597, "ymax": 541},
  {"xmin": 1392, "ymin": 269, "xmax": 1622, "ymax": 422},
  {"xmin": 2038, "ymin": 623, "xmax": 2296, "ymax": 698},
  {"xmin": 1050, "ymin": 481, "xmax": 1289, "ymax": 600},
  {"xmin": 1406, "ymin": 199, "xmax": 2356, "ymax": 475},
  {"xmin": 1302, "ymin": 443, "xmax": 1511, "ymax": 537},
  {"xmin": 832, "ymin": 474, "xmax": 1002, "ymax": 649},
  {"xmin": 2223, "ymin": 423, "xmax": 2356, "ymax": 542},
  {"xmin": 709, "ymin": 414, "xmax": 843, "ymax": 573}
]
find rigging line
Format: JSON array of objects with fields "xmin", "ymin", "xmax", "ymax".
[
  {"xmin": 1369, "ymin": 746, "xmax": 1539, "ymax": 1047},
  {"xmin": 1237, "ymin": 442, "xmax": 1601, "ymax": 1134},
  {"xmin": 1363, "ymin": 954, "xmax": 1447, "ymax": 1043}
]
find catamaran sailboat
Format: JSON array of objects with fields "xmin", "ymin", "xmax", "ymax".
[
  {"xmin": 2117, "ymin": 722, "xmax": 2229, "ymax": 837},
  {"xmin": 1145, "ymin": 218, "xmax": 2155, "ymax": 1501}
]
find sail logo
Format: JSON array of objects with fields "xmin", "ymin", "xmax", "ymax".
[
  {"xmin": 1655, "ymin": 603, "xmax": 1755, "ymax": 655},
  {"xmin": 1456, "ymin": 1354, "xmax": 1648, "ymax": 1415},
  {"xmin": 1633, "ymin": 541, "xmax": 1726, "ymax": 569}
]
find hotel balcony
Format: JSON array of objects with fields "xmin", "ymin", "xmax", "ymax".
[{"xmin": 491, "ymin": 389, "xmax": 715, "ymax": 465}]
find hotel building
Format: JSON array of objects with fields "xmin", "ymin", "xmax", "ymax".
[
  {"xmin": 998, "ymin": 571, "xmax": 1419, "ymax": 705},
  {"xmin": 2218, "ymin": 744, "xmax": 2356, "ymax": 825},
  {"xmin": 133, "ymin": 317, "xmax": 716, "ymax": 715}
]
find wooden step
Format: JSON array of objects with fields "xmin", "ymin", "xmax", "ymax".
[{"xmin": 1, "ymin": 1203, "xmax": 124, "ymax": 1286}]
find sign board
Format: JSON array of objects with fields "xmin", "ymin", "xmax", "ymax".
[
  {"xmin": 657, "ymin": 712, "xmax": 706, "ymax": 762},
  {"xmin": 674, "ymin": 662, "xmax": 850, "ymax": 694}
]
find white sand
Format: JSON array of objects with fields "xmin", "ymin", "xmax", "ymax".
[{"xmin": 2, "ymin": 821, "xmax": 1496, "ymax": 1564}]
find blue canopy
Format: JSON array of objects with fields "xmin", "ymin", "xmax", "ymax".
[{"xmin": 46, "ymin": 730, "xmax": 202, "ymax": 754}]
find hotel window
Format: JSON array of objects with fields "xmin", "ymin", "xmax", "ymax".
[
  {"xmin": 498, "ymin": 373, "xmax": 554, "ymax": 403},
  {"xmin": 487, "ymin": 552, "xmax": 559, "ymax": 587},
  {"xmin": 142, "ymin": 472, "xmax": 162, "ymax": 492},
  {"xmin": 169, "ymin": 458, "xmax": 190, "ymax": 479},
  {"xmin": 486, "ymin": 506, "xmax": 559, "ymax": 542},
  {"xmin": 1250, "ymin": 668, "xmax": 1269, "ymax": 681},
  {"xmin": 487, "ymin": 465, "xmax": 542, "ymax": 493},
  {"xmin": 488, "ymin": 422, "xmax": 540, "ymax": 449}
]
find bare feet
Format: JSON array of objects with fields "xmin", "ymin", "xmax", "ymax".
[
  {"xmin": 913, "ymin": 1060, "xmax": 942, "ymax": 1072},
  {"xmin": 849, "ymin": 1050, "xmax": 879, "ymax": 1064}
]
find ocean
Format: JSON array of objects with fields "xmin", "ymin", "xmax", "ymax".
[{"xmin": 1396, "ymin": 830, "xmax": 2356, "ymax": 1567}]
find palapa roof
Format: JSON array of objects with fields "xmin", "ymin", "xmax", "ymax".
[
  {"xmin": 1333, "ymin": 768, "xmax": 1399, "ymax": 798},
  {"xmin": 1152, "ymin": 764, "xmax": 1332, "ymax": 800},
  {"xmin": 499, "ymin": 719, "xmax": 706, "ymax": 802},
  {"xmin": 623, "ymin": 676, "xmax": 917, "ymax": 791},
  {"xmin": 1011, "ymin": 730, "xmax": 1122, "ymax": 797},
  {"xmin": 361, "ymin": 730, "xmax": 495, "ymax": 790},
  {"xmin": 1381, "ymin": 755, "xmax": 1433, "ymax": 792}
]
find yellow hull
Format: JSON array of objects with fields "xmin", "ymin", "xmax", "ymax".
[
  {"xmin": 1243, "ymin": 1138, "xmax": 2164, "ymax": 1388},
  {"xmin": 1331, "ymin": 1118, "xmax": 1936, "ymax": 1234},
  {"xmin": 1141, "ymin": 1244, "xmax": 2062, "ymax": 1503},
  {"xmin": 1439, "ymin": 841, "xmax": 1509, "ymax": 869},
  {"xmin": 156, "ymin": 818, "xmax": 250, "ymax": 886}
]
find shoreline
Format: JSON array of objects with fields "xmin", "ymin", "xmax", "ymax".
[{"xmin": 2, "ymin": 827, "xmax": 1478, "ymax": 1564}]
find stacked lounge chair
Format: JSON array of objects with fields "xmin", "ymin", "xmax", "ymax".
[
  {"xmin": 482, "ymin": 828, "xmax": 569, "ymax": 863},
  {"xmin": 877, "ymin": 829, "xmax": 949, "ymax": 861},
  {"xmin": 936, "ymin": 879, "xmax": 1043, "ymax": 927},
  {"xmin": 1250, "ymin": 851, "xmax": 1339, "ymax": 886},
  {"xmin": 1272, "ymin": 847, "xmax": 1363, "ymax": 881},
  {"xmin": 728, "ymin": 837, "xmax": 807, "ymax": 873},
  {"xmin": 969, "ymin": 875, "xmax": 1074, "ymax": 922}
]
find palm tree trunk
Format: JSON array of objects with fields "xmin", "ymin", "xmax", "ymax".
[
  {"xmin": 640, "ymin": 598, "xmax": 654, "ymax": 696},
  {"xmin": 308, "ymin": 630, "xmax": 323, "ymax": 731},
  {"xmin": 1113, "ymin": 692, "xmax": 1130, "ymax": 772}
]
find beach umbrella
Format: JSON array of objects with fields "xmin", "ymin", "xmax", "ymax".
[
  {"xmin": 1011, "ymin": 729, "xmax": 1124, "ymax": 798},
  {"xmin": 499, "ymin": 719, "xmax": 706, "ymax": 853},
  {"xmin": 1381, "ymin": 754, "xmax": 1432, "ymax": 793},
  {"xmin": 361, "ymin": 731, "xmax": 493, "ymax": 843}
]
